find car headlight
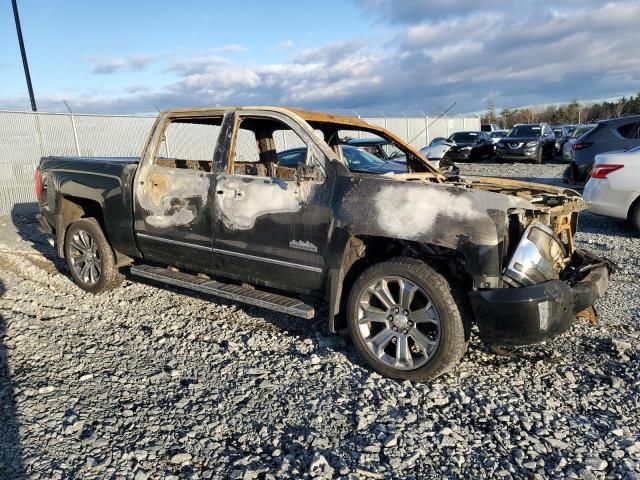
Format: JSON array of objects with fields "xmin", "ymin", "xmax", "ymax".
[
  {"xmin": 525, "ymin": 141, "xmax": 538, "ymax": 148},
  {"xmin": 496, "ymin": 143, "xmax": 505, "ymax": 149},
  {"xmin": 503, "ymin": 221, "xmax": 567, "ymax": 287}
]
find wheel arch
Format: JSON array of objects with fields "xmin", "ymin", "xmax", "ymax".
[
  {"xmin": 627, "ymin": 193, "xmax": 640, "ymax": 222},
  {"xmin": 55, "ymin": 195, "xmax": 131, "ymax": 267},
  {"xmin": 327, "ymin": 235, "xmax": 470, "ymax": 332}
]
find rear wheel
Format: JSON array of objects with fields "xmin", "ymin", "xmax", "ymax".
[
  {"xmin": 347, "ymin": 257, "xmax": 468, "ymax": 381},
  {"xmin": 64, "ymin": 218, "xmax": 124, "ymax": 293}
]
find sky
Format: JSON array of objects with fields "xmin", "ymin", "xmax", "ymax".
[{"xmin": 1, "ymin": 0, "xmax": 639, "ymax": 115}]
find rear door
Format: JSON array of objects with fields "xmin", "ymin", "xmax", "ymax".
[
  {"xmin": 133, "ymin": 113, "xmax": 225, "ymax": 269},
  {"xmin": 210, "ymin": 110, "xmax": 335, "ymax": 292}
]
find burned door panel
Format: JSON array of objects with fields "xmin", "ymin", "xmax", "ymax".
[
  {"xmin": 133, "ymin": 116, "xmax": 224, "ymax": 267},
  {"xmin": 211, "ymin": 112, "xmax": 334, "ymax": 291}
]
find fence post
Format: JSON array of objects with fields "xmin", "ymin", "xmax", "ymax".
[
  {"xmin": 425, "ymin": 116, "xmax": 430, "ymax": 145},
  {"xmin": 63, "ymin": 100, "xmax": 81, "ymax": 156},
  {"xmin": 405, "ymin": 114, "xmax": 409, "ymax": 143},
  {"xmin": 33, "ymin": 111, "xmax": 44, "ymax": 157}
]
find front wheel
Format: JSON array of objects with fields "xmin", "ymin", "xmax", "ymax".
[
  {"xmin": 347, "ymin": 258, "xmax": 468, "ymax": 381},
  {"xmin": 64, "ymin": 218, "xmax": 124, "ymax": 293},
  {"xmin": 534, "ymin": 148, "xmax": 544, "ymax": 164}
]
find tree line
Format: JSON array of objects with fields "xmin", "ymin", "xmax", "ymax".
[{"xmin": 482, "ymin": 93, "xmax": 640, "ymax": 129}]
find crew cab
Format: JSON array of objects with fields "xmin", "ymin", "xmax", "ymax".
[{"xmin": 35, "ymin": 107, "xmax": 613, "ymax": 381}]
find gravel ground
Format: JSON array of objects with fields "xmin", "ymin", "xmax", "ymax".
[{"xmin": 0, "ymin": 161, "xmax": 639, "ymax": 480}]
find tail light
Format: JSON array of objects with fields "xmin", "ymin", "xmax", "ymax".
[
  {"xmin": 573, "ymin": 142, "xmax": 593, "ymax": 151},
  {"xmin": 591, "ymin": 164, "xmax": 624, "ymax": 179},
  {"xmin": 34, "ymin": 167, "xmax": 43, "ymax": 199}
]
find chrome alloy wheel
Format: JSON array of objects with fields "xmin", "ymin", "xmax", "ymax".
[
  {"xmin": 356, "ymin": 276, "xmax": 441, "ymax": 370},
  {"xmin": 68, "ymin": 229, "xmax": 102, "ymax": 286}
]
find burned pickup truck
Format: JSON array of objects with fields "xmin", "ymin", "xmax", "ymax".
[{"xmin": 35, "ymin": 107, "xmax": 613, "ymax": 381}]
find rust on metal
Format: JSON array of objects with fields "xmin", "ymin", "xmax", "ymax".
[{"xmin": 576, "ymin": 305, "xmax": 598, "ymax": 325}]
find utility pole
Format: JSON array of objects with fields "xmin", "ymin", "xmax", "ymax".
[{"xmin": 12, "ymin": 0, "xmax": 37, "ymax": 111}]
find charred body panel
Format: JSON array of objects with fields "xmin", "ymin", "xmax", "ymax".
[
  {"xmin": 330, "ymin": 173, "xmax": 534, "ymax": 282},
  {"xmin": 38, "ymin": 156, "xmax": 141, "ymax": 260}
]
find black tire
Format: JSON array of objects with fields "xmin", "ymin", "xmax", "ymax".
[
  {"xmin": 534, "ymin": 147, "xmax": 543, "ymax": 164},
  {"xmin": 347, "ymin": 257, "xmax": 469, "ymax": 381},
  {"xmin": 64, "ymin": 218, "xmax": 124, "ymax": 293},
  {"xmin": 629, "ymin": 200, "xmax": 640, "ymax": 232}
]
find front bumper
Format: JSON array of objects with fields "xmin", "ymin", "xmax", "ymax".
[
  {"xmin": 469, "ymin": 252, "xmax": 612, "ymax": 346},
  {"xmin": 446, "ymin": 149, "xmax": 471, "ymax": 161},
  {"xmin": 495, "ymin": 149, "xmax": 537, "ymax": 161}
]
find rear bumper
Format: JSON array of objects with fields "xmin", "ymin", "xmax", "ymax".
[
  {"xmin": 446, "ymin": 150, "xmax": 471, "ymax": 161},
  {"xmin": 563, "ymin": 161, "xmax": 591, "ymax": 184},
  {"xmin": 469, "ymin": 257, "xmax": 611, "ymax": 346},
  {"xmin": 583, "ymin": 179, "xmax": 633, "ymax": 219}
]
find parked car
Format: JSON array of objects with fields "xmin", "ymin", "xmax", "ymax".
[
  {"xmin": 564, "ymin": 115, "xmax": 640, "ymax": 184},
  {"xmin": 280, "ymin": 145, "xmax": 407, "ymax": 174},
  {"xmin": 562, "ymin": 124, "xmax": 597, "ymax": 162},
  {"xmin": 442, "ymin": 131, "xmax": 495, "ymax": 162},
  {"xmin": 347, "ymin": 137, "xmax": 459, "ymax": 175},
  {"xmin": 489, "ymin": 130, "xmax": 508, "ymax": 144},
  {"xmin": 583, "ymin": 146, "xmax": 640, "ymax": 230},
  {"xmin": 495, "ymin": 123, "xmax": 556, "ymax": 163},
  {"xmin": 481, "ymin": 123, "xmax": 501, "ymax": 132},
  {"xmin": 35, "ymin": 106, "xmax": 612, "ymax": 381},
  {"xmin": 347, "ymin": 137, "xmax": 406, "ymax": 162},
  {"xmin": 419, "ymin": 138, "xmax": 453, "ymax": 162},
  {"xmin": 552, "ymin": 126, "xmax": 571, "ymax": 156}
]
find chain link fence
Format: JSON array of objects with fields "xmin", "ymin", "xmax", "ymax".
[{"xmin": 0, "ymin": 110, "xmax": 479, "ymax": 215}]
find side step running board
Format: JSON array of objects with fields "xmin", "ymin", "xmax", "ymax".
[{"xmin": 130, "ymin": 264, "xmax": 315, "ymax": 319}]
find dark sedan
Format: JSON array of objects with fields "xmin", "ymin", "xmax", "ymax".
[
  {"xmin": 443, "ymin": 131, "xmax": 495, "ymax": 162},
  {"xmin": 346, "ymin": 137, "xmax": 406, "ymax": 162}
]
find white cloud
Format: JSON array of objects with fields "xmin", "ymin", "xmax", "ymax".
[
  {"xmin": 167, "ymin": 55, "xmax": 230, "ymax": 75},
  {"xmin": 274, "ymin": 40, "xmax": 295, "ymax": 50},
  {"xmin": 88, "ymin": 55, "xmax": 156, "ymax": 74},
  {"xmin": 3, "ymin": 1, "xmax": 639, "ymax": 114},
  {"xmin": 209, "ymin": 44, "xmax": 246, "ymax": 54}
]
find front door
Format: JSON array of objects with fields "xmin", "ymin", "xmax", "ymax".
[
  {"xmin": 210, "ymin": 111, "xmax": 335, "ymax": 292},
  {"xmin": 133, "ymin": 113, "xmax": 225, "ymax": 269}
]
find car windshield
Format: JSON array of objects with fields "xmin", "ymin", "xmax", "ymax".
[
  {"xmin": 553, "ymin": 129, "xmax": 563, "ymax": 138},
  {"xmin": 507, "ymin": 125, "xmax": 541, "ymax": 137},
  {"xmin": 277, "ymin": 148, "xmax": 306, "ymax": 167},
  {"xmin": 565, "ymin": 126, "xmax": 577, "ymax": 135},
  {"xmin": 381, "ymin": 143, "xmax": 404, "ymax": 159},
  {"xmin": 448, "ymin": 132, "xmax": 479, "ymax": 143},
  {"xmin": 341, "ymin": 145, "xmax": 390, "ymax": 172}
]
